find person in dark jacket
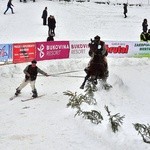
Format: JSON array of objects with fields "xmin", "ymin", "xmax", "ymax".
[
  {"xmin": 142, "ymin": 19, "xmax": 148, "ymax": 32},
  {"xmin": 123, "ymin": 3, "xmax": 127, "ymax": 18},
  {"xmin": 48, "ymin": 15, "xmax": 56, "ymax": 35},
  {"xmin": 42, "ymin": 7, "xmax": 48, "ymax": 25},
  {"xmin": 4, "ymin": 0, "xmax": 14, "ymax": 14},
  {"xmin": 15, "ymin": 60, "xmax": 49, "ymax": 98}
]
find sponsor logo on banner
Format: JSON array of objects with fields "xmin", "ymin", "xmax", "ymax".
[
  {"xmin": 0, "ymin": 44, "xmax": 12, "ymax": 62},
  {"xmin": 105, "ymin": 41, "xmax": 133, "ymax": 57},
  {"xmin": 37, "ymin": 44, "xmax": 45, "ymax": 58},
  {"xmin": 69, "ymin": 41, "xmax": 90, "ymax": 58},
  {"xmin": 36, "ymin": 41, "xmax": 70, "ymax": 61},
  {"xmin": 13, "ymin": 43, "xmax": 36, "ymax": 63},
  {"xmin": 106, "ymin": 45, "xmax": 129, "ymax": 53},
  {"xmin": 132, "ymin": 42, "xmax": 150, "ymax": 57}
]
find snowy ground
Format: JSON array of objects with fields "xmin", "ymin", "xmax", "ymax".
[
  {"xmin": 0, "ymin": 0, "xmax": 150, "ymax": 150},
  {"xmin": 0, "ymin": 58, "xmax": 150, "ymax": 150},
  {"xmin": 0, "ymin": 0, "xmax": 150, "ymax": 43}
]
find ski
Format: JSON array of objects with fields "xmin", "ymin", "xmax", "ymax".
[
  {"xmin": 9, "ymin": 95, "xmax": 18, "ymax": 101},
  {"xmin": 21, "ymin": 94, "xmax": 45, "ymax": 102}
]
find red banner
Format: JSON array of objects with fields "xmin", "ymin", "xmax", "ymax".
[{"xmin": 13, "ymin": 43, "xmax": 36, "ymax": 63}]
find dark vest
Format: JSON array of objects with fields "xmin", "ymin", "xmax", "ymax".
[{"xmin": 25, "ymin": 65, "xmax": 38, "ymax": 81}]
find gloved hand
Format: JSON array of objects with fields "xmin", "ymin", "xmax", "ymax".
[
  {"xmin": 45, "ymin": 73, "xmax": 49, "ymax": 77},
  {"xmin": 26, "ymin": 73, "xmax": 30, "ymax": 77}
]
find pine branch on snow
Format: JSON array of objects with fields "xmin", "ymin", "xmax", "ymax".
[
  {"xmin": 63, "ymin": 91, "xmax": 86, "ymax": 109},
  {"xmin": 75, "ymin": 108, "xmax": 103, "ymax": 124},
  {"xmin": 63, "ymin": 89, "xmax": 97, "ymax": 109},
  {"xmin": 105, "ymin": 105, "xmax": 125, "ymax": 133},
  {"xmin": 84, "ymin": 82, "xmax": 97, "ymax": 105},
  {"xmin": 133, "ymin": 123, "xmax": 150, "ymax": 144}
]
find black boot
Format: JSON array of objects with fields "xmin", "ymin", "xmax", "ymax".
[
  {"xmin": 32, "ymin": 89, "xmax": 38, "ymax": 98},
  {"xmin": 15, "ymin": 89, "xmax": 21, "ymax": 96},
  {"xmin": 84, "ymin": 67, "xmax": 89, "ymax": 74}
]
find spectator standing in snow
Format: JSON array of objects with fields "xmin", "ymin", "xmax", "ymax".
[
  {"xmin": 142, "ymin": 19, "xmax": 148, "ymax": 32},
  {"xmin": 42, "ymin": 7, "xmax": 48, "ymax": 25},
  {"xmin": 123, "ymin": 3, "xmax": 127, "ymax": 18},
  {"xmin": 4, "ymin": 0, "xmax": 14, "ymax": 15},
  {"xmin": 48, "ymin": 15, "xmax": 56, "ymax": 36},
  {"xmin": 15, "ymin": 60, "xmax": 49, "ymax": 98},
  {"xmin": 140, "ymin": 31, "xmax": 148, "ymax": 42}
]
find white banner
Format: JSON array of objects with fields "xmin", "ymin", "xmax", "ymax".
[
  {"xmin": 69, "ymin": 40, "xmax": 90, "ymax": 58},
  {"xmin": 131, "ymin": 42, "xmax": 150, "ymax": 57},
  {"xmin": 105, "ymin": 41, "xmax": 134, "ymax": 57}
]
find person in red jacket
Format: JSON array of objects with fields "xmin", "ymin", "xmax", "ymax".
[{"xmin": 15, "ymin": 60, "xmax": 49, "ymax": 98}]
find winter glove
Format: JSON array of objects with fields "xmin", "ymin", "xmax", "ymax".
[
  {"xmin": 45, "ymin": 73, "xmax": 49, "ymax": 77},
  {"xmin": 26, "ymin": 73, "xmax": 30, "ymax": 77}
]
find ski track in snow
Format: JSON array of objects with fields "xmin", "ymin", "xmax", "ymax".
[{"xmin": 0, "ymin": 58, "xmax": 150, "ymax": 149}]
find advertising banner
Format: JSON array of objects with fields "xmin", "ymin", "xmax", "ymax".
[
  {"xmin": 13, "ymin": 43, "xmax": 36, "ymax": 63},
  {"xmin": 131, "ymin": 42, "xmax": 150, "ymax": 57},
  {"xmin": 36, "ymin": 41, "xmax": 70, "ymax": 61},
  {"xmin": 69, "ymin": 40, "xmax": 134, "ymax": 58},
  {"xmin": 0, "ymin": 44, "xmax": 12, "ymax": 62},
  {"xmin": 105, "ymin": 41, "xmax": 133, "ymax": 57},
  {"xmin": 69, "ymin": 40, "xmax": 90, "ymax": 58}
]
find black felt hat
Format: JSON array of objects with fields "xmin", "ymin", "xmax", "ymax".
[{"xmin": 31, "ymin": 59, "xmax": 37, "ymax": 64}]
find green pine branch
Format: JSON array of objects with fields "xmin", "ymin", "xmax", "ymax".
[
  {"xmin": 63, "ymin": 90, "xmax": 97, "ymax": 109},
  {"xmin": 75, "ymin": 108, "xmax": 103, "ymax": 124},
  {"xmin": 133, "ymin": 123, "xmax": 150, "ymax": 144},
  {"xmin": 105, "ymin": 105, "xmax": 125, "ymax": 133}
]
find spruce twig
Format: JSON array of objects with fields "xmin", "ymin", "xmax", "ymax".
[
  {"xmin": 63, "ymin": 90, "xmax": 97, "ymax": 109},
  {"xmin": 75, "ymin": 108, "xmax": 103, "ymax": 124},
  {"xmin": 84, "ymin": 82, "xmax": 97, "ymax": 105},
  {"xmin": 133, "ymin": 123, "xmax": 150, "ymax": 144},
  {"xmin": 63, "ymin": 91, "xmax": 86, "ymax": 109},
  {"xmin": 105, "ymin": 105, "xmax": 125, "ymax": 133}
]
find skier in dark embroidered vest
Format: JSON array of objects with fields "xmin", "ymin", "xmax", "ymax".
[{"xmin": 15, "ymin": 60, "xmax": 49, "ymax": 98}]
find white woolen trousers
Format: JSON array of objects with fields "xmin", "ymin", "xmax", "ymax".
[{"xmin": 17, "ymin": 79, "xmax": 36, "ymax": 91}]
